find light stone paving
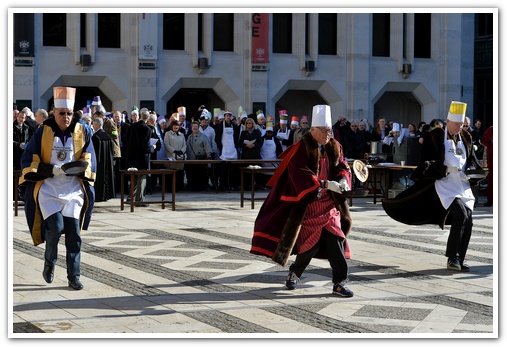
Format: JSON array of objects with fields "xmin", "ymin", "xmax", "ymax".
[{"xmin": 9, "ymin": 189, "xmax": 497, "ymax": 338}]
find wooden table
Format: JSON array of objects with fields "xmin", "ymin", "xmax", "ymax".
[
  {"xmin": 239, "ymin": 166, "xmax": 276, "ymax": 209},
  {"xmin": 367, "ymin": 164, "xmax": 417, "ymax": 203},
  {"xmin": 120, "ymin": 169, "xmax": 176, "ymax": 212},
  {"xmin": 152, "ymin": 159, "xmax": 281, "ymax": 193},
  {"xmin": 152, "ymin": 159, "xmax": 222, "ymax": 193},
  {"xmin": 225, "ymin": 159, "xmax": 280, "ymax": 192}
]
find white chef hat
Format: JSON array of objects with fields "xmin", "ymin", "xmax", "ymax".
[{"xmin": 311, "ymin": 105, "xmax": 332, "ymax": 128}]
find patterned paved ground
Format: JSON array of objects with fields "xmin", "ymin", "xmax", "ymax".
[{"xmin": 9, "ymin": 190, "xmax": 497, "ymax": 337}]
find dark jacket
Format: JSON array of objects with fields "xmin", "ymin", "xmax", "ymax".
[
  {"xmin": 239, "ymin": 128, "xmax": 263, "ymax": 159},
  {"xmin": 92, "ymin": 129, "xmax": 115, "ymax": 202},
  {"xmin": 126, "ymin": 120, "xmax": 153, "ymax": 170},
  {"xmin": 13, "ymin": 121, "xmax": 33, "ymax": 170},
  {"xmin": 382, "ymin": 127, "xmax": 483, "ymax": 229}
]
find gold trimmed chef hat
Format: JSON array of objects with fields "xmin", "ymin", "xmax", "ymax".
[
  {"xmin": 53, "ymin": 87, "xmax": 76, "ymax": 110},
  {"xmin": 447, "ymin": 101, "xmax": 467, "ymax": 122}
]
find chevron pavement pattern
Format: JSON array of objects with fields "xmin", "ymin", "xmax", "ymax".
[{"xmin": 10, "ymin": 190, "xmax": 496, "ymax": 337}]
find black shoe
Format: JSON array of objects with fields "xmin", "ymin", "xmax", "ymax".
[
  {"xmin": 42, "ymin": 261, "xmax": 54, "ymax": 283},
  {"xmin": 460, "ymin": 262, "xmax": 471, "ymax": 272},
  {"xmin": 68, "ymin": 278, "xmax": 84, "ymax": 290},
  {"xmin": 332, "ymin": 283, "xmax": 354, "ymax": 297},
  {"xmin": 285, "ymin": 272, "xmax": 300, "ymax": 290},
  {"xmin": 447, "ymin": 257, "xmax": 461, "ymax": 271}
]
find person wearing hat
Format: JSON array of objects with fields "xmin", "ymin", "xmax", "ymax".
[
  {"xmin": 274, "ymin": 110, "xmax": 294, "ymax": 151},
  {"xmin": 215, "ymin": 110, "xmax": 240, "ymax": 190},
  {"xmin": 257, "ymin": 122, "xmax": 283, "ymax": 189},
  {"xmin": 255, "ymin": 110, "xmax": 267, "ymax": 136},
  {"xmin": 198, "ymin": 108, "xmax": 219, "ymax": 159},
  {"xmin": 177, "ymin": 106, "xmax": 191, "ymax": 139},
  {"xmin": 382, "ymin": 101, "xmax": 484, "ymax": 272},
  {"xmin": 19, "ymin": 86, "xmax": 96, "ymax": 290},
  {"xmin": 381, "ymin": 121, "xmax": 401, "ymax": 154},
  {"xmin": 290, "ymin": 116, "xmax": 300, "ymax": 131},
  {"xmin": 251, "ymin": 105, "xmax": 354, "ymax": 297}
]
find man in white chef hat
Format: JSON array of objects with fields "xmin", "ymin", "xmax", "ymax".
[{"xmin": 252, "ymin": 104, "xmax": 354, "ymax": 297}]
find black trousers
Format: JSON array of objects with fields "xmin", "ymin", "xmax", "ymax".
[
  {"xmin": 289, "ymin": 229, "xmax": 349, "ymax": 285},
  {"xmin": 445, "ymin": 198, "xmax": 473, "ymax": 261}
]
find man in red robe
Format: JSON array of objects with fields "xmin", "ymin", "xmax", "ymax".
[{"xmin": 251, "ymin": 105, "xmax": 354, "ymax": 297}]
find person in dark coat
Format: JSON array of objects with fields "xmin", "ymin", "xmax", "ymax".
[
  {"xmin": 382, "ymin": 101, "xmax": 484, "ymax": 272},
  {"xmin": 91, "ymin": 118, "xmax": 115, "ymax": 202},
  {"xmin": 239, "ymin": 118, "xmax": 263, "ymax": 159},
  {"xmin": 343, "ymin": 121, "xmax": 368, "ymax": 159},
  {"xmin": 251, "ymin": 105, "xmax": 354, "ymax": 297},
  {"xmin": 146, "ymin": 112, "xmax": 163, "ymax": 192},
  {"xmin": 13, "ymin": 110, "xmax": 33, "ymax": 170},
  {"xmin": 125, "ymin": 109, "xmax": 155, "ymax": 204}
]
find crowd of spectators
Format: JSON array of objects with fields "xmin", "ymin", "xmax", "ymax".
[{"xmin": 13, "ymin": 101, "xmax": 492, "ymax": 199}]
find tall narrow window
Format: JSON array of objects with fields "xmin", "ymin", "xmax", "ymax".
[
  {"xmin": 163, "ymin": 14, "xmax": 185, "ymax": 50},
  {"xmin": 372, "ymin": 13, "xmax": 390, "ymax": 57},
  {"xmin": 213, "ymin": 13, "xmax": 234, "ymax": 51},
  {"xmin": 414, "ymin": 13, "xmax": 431, "ymax": 58},
  {"xmin": 43, "ymin": 13, "xmax": 66, "ymax": 47},
  {"xmin": 476, "ymin": 13, "xmax": 493, "ymax": 37},
  {"xmin": 98, "ymin": 13, "xmax": 121, "ymax": 48},
  {"xmin": 318, "ymin": 13, "xmax": 337, "ymax": 55},
  {"xmin": 198, "ymin": 13, "xmax": 203, "ymax": 51},
  {"xmin": 305, "ymin": 13, "xmax": 310, "ymax": 55},
  {"xmin": 273, "ymin": 13, "xmax": 292, "ymax": 53},
  {"xmin": 402, "ymin": 13, "xmax": 407, "ymax": 59},
  {"xmin": 80, "ymin": 13, "xmax": 86, "ymax": 48}
]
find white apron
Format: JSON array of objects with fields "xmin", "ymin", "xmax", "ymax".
[
  {"xmin": 260, "ymin": 138, "xmax": 279, "ymax": 173},
  {"xmin": 434, "ymin": 128, "xmax": 475, "ymax": 211},
  {"xmin": 220, "ymin": 123, "xmax": 237, "ymax": 160},
  {"xmin": 276, "ymin": 128, "xmax": 289, "ymax": 151},
  {"xmin": 38, "ymin": 136, "xmax": 84, "ymax": 220}
]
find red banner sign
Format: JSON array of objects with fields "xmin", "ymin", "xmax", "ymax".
[{"xmin": 251, "ymin": 13, "xmax": 269, "ymax": 63}]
